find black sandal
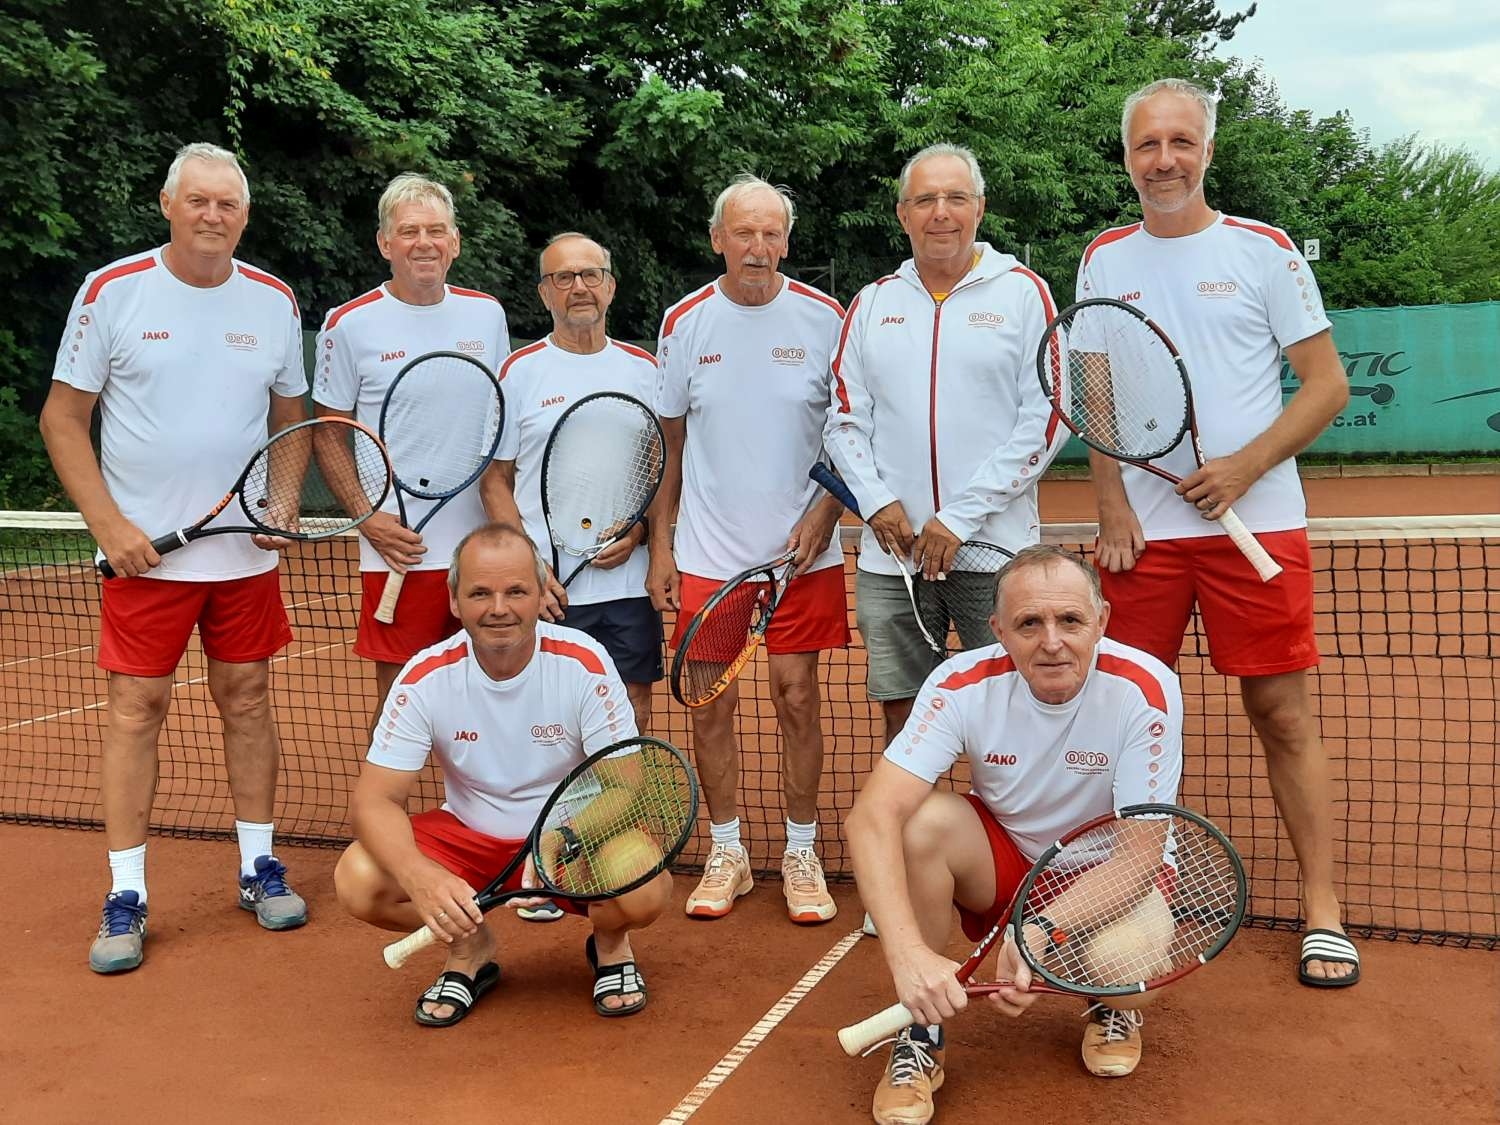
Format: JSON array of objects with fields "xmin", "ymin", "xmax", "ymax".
[
  {"xmin": 413, "ymin": 961, "xmax": 501, "ymax": 1027},
  {"xmin": 586, "ymin": 934, "xmax": 648, "ymax": 1018}
]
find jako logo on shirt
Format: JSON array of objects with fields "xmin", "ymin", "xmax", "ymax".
[
  {"xmin": 1117, "ymin": 291, "xmax": 1142, "ymax": 302},
  {"xmin": 531, "ymin": 723, "xmax": 567, "ymax": 746},
  {"xmin": 381, "ymin": 350, "xmax": 406, "ymax": 362},
  {"xmin": 453, "ymin": 730, "xmax": 480, "ymax": 742},
  {"xmin": 771, "ymin": 346, "xmax": 806, "ymax": 365},
  {"xmin": 982, "ymin": 753, "xmax": 1018, "ymax": 766},
  {"xmin": 541, "ymin": 395, "xmax": 565, "ymax": 408},
  {"xmin": 968, "ymin": 311, "xmax": 1004, "ymax": 327},
  {"xmin": 1196, "ymin": 281, "xmax": 1238, "ymax": 298},
  {"xmin": 141, "ymin": 330, "xmax": 170, "ymax": 341},
  {"xmin": 224, "ymin": 332, "xmax": 258, "ymax": 351},
  {"xmin": 698, "ymin": 354, "xmax": 722, "ymax": 366},
  {"xmin": 880, "ymin": 315, "xmax": 905, "ymax": 326},
  {"xmin": 455, "ymin": 339, "xmax": 485, "ymax": 353}
]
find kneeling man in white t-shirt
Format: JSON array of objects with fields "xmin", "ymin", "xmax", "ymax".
[
  {"xmin": 335, "ymin": 523, "xmax": 671, "ymax": 1026},
  {"xmin": 847, "ymin": 546, "xmax": 1185, "ymax": 1124}
]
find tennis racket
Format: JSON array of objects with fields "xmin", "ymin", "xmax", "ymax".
[
  {"xmin": 96, "ymin": 416, "xmax": 391, "ymax": 579},
  {"xmin": 540, "ymin": 391, "xmax": 665, "ymax": 588},
  {"xmin": 670, "ymin": 551, "xmax": 798, "ymax": 707},
  {"xmin": 809, "ymin": 464, "xmax": 1012, "ymax": 657},
  {"xmin": 1036, "ymin": 298, "xmax": 1281, "ymax": 581},
  {"xmin": 374, "ymin": 350, "xmax": 505, "ymax": 623},
  {"xmin": 838, "ymin": 802, "xmax": 1246, "ymax": 1055},
  {"xmin": 384, "ymin": 735, "xmax": 698, "ymax": 969}
]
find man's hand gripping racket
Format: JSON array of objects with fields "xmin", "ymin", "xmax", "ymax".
[
  {"xmin": 1036, "ymin": 298, "xmax": 1281, "ymax": 581},
  {"xmin": 383, "ymin": 736, "xmax": 698, "ymax": 968},
  {"xmin": 838, "ymin": 803, "xmax": 1246, "ymax": 1055}
]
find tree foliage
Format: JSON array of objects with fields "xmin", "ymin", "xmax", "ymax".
[{"xmin": 2, "ymin": 0, "xmax": 1495, "ymax": 507}]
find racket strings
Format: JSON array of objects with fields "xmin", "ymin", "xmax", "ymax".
[
  {"xmin": 545, "ymin": 397, "xmax": 663, "ymax": 554},
  {"xmin": 242, "ymin": 420, "xmax": 390, "ymax": 535},
  {"xmin": 677, "ymin": 578, "xmax": 767, "ymax": 705},
  {"xmin": 1021, "ymin": 815, "xmax": 1242, "ymax": 990},
  {"xmin": 540, "ymin": 744, "xmax": 696, "ymax": 897},
  {"xmin": 383, "ymin": 355, "xmax": 503, "ymax": 498},
  {"xmin": 1058, "ymin": 306, "xmax": 1187, "ymax": 460},
  {"xmin": 911, "ymin": 541, "xmax": 1011, "ymax": 654}
]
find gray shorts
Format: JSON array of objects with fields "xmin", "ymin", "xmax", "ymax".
[{"xmin": 855, "ymin": 569, "xmax": 998, "ymax": 700}]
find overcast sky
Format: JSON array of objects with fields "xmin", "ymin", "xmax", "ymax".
[{"xmin": 1214, "ymin": 2, "xmax": 1500, "ymax": 170}]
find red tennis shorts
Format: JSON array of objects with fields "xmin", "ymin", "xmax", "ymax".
[
  {"xmin": 955, "ymin": 794, "xmax": 1038, "ymax": 942},
  {"xmin": 411, "ymin": 809, "xmax": 586, "ymax": 916},
  {"xmin": 354, "ymin": 569, "xmax": 462, "ymax": 665},
  {"xmin": 670, "ymin": 562, "xmax": 849, "ymax": 655},
  {"xmin": 98, "ymin": 569, "xmax": 290, "ymax": 677},
  {"xmin": 1098, "ymin": 528, "xmax": 1318, "ymax": 677}
]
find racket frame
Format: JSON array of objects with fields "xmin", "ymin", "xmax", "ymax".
[
  {"xmin": 373, "ymin": 350, "xmax": 506, "ymax": 623},
  {"xmin": 1035, "ymin": 298, "xmax": 1281, "ymax": 582},
  {"xmin": 538, "ymin": 390, "xmax": 666, "ymax": 589},
  {"xmin": 669, "ymin": 551, "xmax": 798, "ymax": 707},
  {"xmin": 837, "ymin": 802, "xmax": 1247, "ymax": 1055},
  {"xmin": 96, "ymin": 416, "xmax": 392, "ymax": 579},
  {"xmin": 384, "ymin": 735, "xmax": 698, "ymax": 968}
]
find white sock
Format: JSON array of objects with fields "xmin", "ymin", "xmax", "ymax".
[
  {"xmin": 235, "ymin": 820, "xmax": 275, "ymax": 878},
  {"xmin": 108, "ymin": 844, "xmax": 147, "ymax": 903},
  {"xmin": 785, "ymin": 818, "xmax": 816, "ymax": 854},
  {"xmin": 709, "ymin": 818, "xmax": 743, "ymax": 852}
]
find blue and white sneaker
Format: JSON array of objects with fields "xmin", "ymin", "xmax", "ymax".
[
  {"xmin": 517, "ymin": 899, "xmax": 565, "ymax": 923},
  {"xmin": 89, "ymin": 890, "xmax": 148, "ymax": 974},
  {"xmin": 238, "ymin": 855, "xmax": 308, "ymax": 931}
]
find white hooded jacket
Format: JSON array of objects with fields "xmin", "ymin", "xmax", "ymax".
[{"xmin": 824, "ymin": 242, "xmax": 1069, "ymax": 575}]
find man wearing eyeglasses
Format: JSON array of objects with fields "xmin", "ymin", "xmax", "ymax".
[
  {"xmin": 485, "ymin": 234, "xmax": 662, "ymax": 818},
  {"xmin": 313, "ymin": 173, "xmax": 510, "ymax": 736},
  {"xmin": 825, "ymin": 144, "xmax": 1069, "ymax": 750}
]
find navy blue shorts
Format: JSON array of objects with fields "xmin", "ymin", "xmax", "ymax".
[{"xmin": 559, "ymin": 596, "xmax": 664, "ymax": 685}]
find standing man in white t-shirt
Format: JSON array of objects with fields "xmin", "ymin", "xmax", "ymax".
[
  {"xmin": 40, "ymin": 143, "xmax": 310, "ymax": 975},
  {"xmin": 334, "ymin": 523, "xmax": 670, "ymax": 1026},
  {"xmin": 847, "ymin": 547, "xmax": 1184, "ymax": 1124},
  {"xmin": 312, "ymin": 174, "xmax": 510, "ymax": 732},
  {"xmin": 825, "ymin": 144, "xmax": 1070, "ymax": 750},
  {"xmin": 1077, "ymin": 79, "xmax": 1354, "ymax": 988},
  {"xmin": 647, "ymin": 174, "xmax": 848, "ymax": 925}
]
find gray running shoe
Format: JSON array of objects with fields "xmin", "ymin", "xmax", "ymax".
[
  {"xmin": 89, "ymin": 890, "xmax": 147, "ymax": 974},
  {"xmin": 238, "ymin": 855, "xmax": 308, "ymax": 931}
]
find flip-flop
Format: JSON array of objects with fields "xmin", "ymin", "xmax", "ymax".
[
  {"xmin": 1298, "ymin": 929, "xmax": 1361, "ymax": 988},
  {"xmin": 586, "ymin": 934, "xmax": 648, "ymax": 1018},
  {"xmin": 413, "ymin": 961, "xmax": 501, "ymax": 1027}
]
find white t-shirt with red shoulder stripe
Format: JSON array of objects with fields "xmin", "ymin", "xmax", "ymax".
[
  {"xmin": 495, "ymin": 337, "xmax": 658, "ymax": 606},
  {"xmin": 654, "ymin": 277, "xmax": 847, "ymax": 581},
  {"xmin": 367, "ymin": 622, "xmax": 637, "ymax": 839},
  {"xmin": 1075, "ymin": 214, "xmax": 1334, "ymax": 540},
  {"xmin": 886, "ymin": 636, "xmax": 1184, "ymax": 862},
  {"xmin": 51, "ymin": 247, "xmax": 308, "ymax": 581},
  {"xmin": 312, "ymin": 283, "xmax": 509, "ymax": 572}
]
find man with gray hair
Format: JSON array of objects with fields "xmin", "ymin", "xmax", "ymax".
[
  {"xmin": 313, "ymin": 173, "xmax": 510, "ymax": 738},
  {"xmin": 1077, "ymin": 78, "xmax": 1354, "ymax": 987},
  {"xmin": 825, "ymin": 144, "xmax": 1069, "ymax": 746},
  {"xmin": 847, "ymin": 545, "xmax": 1184, "ymax": 1120},
  {"xmin": 647, "ymin": 173, "xmax": 849, "ymax": 925},
  {"xmin": 41, "ymin": 141, "xmax": 310, "ymax": 973}
]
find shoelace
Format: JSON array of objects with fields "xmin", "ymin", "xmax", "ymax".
[
  {"xmin": 699, "ymin": 844, "xmax": 743, "ymax": 888},
  {"xmin": 782, "ymin": 849, "xmax": 823, "ymax": 894},
  {"xmin": 251, "ymin": 858, "xmax": 291, "ymax": 898},
  {"xmin": 101, "ymin": 893, "xmax": 146, "ymax": 936},
  {"xmin": 1083, "ymin": 1002, "xmax": 1144, "ymax": 1043},
  {"xmin": 862, "ymin": 1033, "xmax": 938, "ymax": 1087}
]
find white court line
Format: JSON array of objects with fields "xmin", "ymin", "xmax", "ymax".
[
  {"xmin": 0, "ymin": 637, "xmax": 355, "ymax": 733},
  {"xmin": 1, "ymin": 643, "xmax": 95, "ymax": 670},
  {"xmin": 659, "ymin": 930, "xmax": 864, "ymax": 1123}
]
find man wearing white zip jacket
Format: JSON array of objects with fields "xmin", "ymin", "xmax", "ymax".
[{"xmin": 826, "ymin": 143, "xmax": 1068, "ymax": 744}]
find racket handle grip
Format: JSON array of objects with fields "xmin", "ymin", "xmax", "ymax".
[
  {"xmin": 809, "ymin": 463, "xmax": 861, "ymax": 517},
  {"xmin": 96, "ymin": 529, "xmax": 188, "ymax": 579},
  {"xmin": 373, "ymin": 568, "xmax": 407, "ymax": 624},
  {"xmin": 97, "ymin": 559, "xmax": 116, "ymax": 579},
  {"xmin": 1218, "ymin": 508, "xmax": 1283, "ymax": 582},
  {"xmin": 838, "ymin": 1001, "xmax": 918, "ymax": 1057},
  {"xmin": 384, "ymin": 923, "xmax": 438, "ymax": 969}
]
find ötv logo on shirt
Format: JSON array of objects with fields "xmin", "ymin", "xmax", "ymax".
[
  {"xmin": 531, "ymin": 723, "xmax": 567, "ymax": 746},
  {"xmin": 967, "ymin": 311, "xmax": 1005, "ymax": 328},
  {"xmin": 455, "ymin": 339, "xmax": 485, "ymax": 354},
  {"xmin": 1196, "ymin": 281, "xmax": 1239, "ymax": 298},
  {"xmin": 771, "ymin": 346, "xmax": 806, "ymax": 366},
  {"xmin": 1064, "ymin": 749, "xmax": 1111, "ymax": 776},
  {"xmin": 224, "ymin": 332, "xmax": 258, "ymax": 351}
]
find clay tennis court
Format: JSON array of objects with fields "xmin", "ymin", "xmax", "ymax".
[{"xmin": 2, "ymin": 470, "xmax": 1496, "ymax": 1122}]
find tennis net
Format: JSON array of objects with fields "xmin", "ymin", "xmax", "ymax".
[{"xmin": 2, "ymin": 512, "xmax": 1495, "ymax": 947}]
